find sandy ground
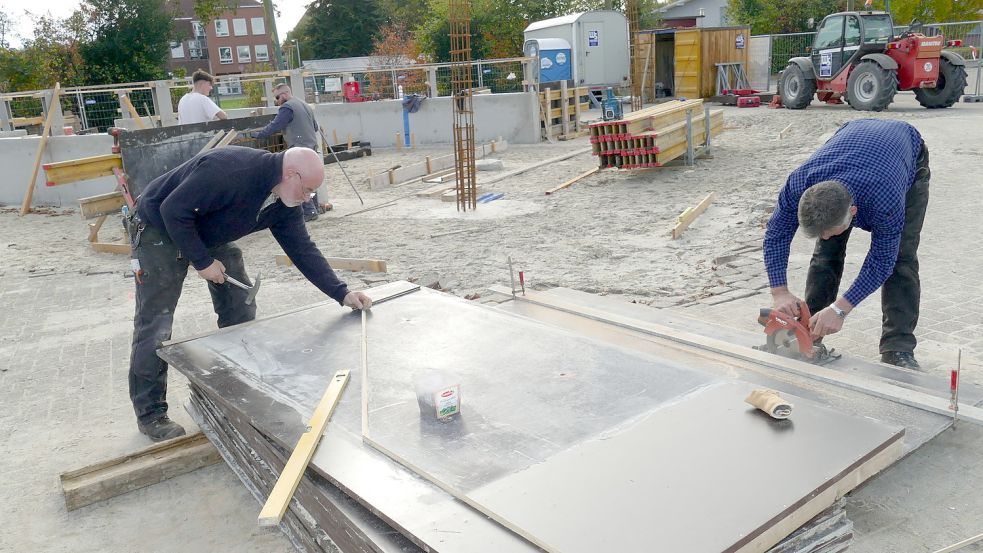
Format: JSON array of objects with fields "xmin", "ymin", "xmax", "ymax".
[{"xmin": 1, "ymin": 91, "xmax": 982, "ymax": 552}]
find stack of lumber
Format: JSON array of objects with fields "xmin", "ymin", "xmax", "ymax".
[{"xmin": 588, "ymin": 99, "xmax": 724, "ymax": 169}]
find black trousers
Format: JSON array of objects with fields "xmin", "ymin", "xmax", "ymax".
[
  {"xmin": 128, "ymin": 224, "xmax": 256, "ymax": 424},
  {"xmin": 804, "ymin": 143, "xmax": 930, "ymax": 354}
]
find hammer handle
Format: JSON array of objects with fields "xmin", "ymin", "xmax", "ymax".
[{"xmin": 224, "ymin": 274, "xmax": 251, "ymax": 290}]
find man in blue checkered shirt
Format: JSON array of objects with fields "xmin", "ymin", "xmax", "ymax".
[{"xmin": 763, "ymin": 119, "xmax": 930, "ymax": 369}]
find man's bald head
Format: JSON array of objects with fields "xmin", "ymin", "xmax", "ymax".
[{"xmin": 275, "ymin": 147, "xmax": 325, "ymax": 207}]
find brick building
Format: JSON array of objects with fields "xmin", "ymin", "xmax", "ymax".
[{"xmin": 166, "ymin": 0, "xmax": 278, "ymax": 82}]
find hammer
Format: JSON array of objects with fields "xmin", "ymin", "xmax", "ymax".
[{"xmin": 224, "ymin": 272, "xmax": 262, "ymax": 305}]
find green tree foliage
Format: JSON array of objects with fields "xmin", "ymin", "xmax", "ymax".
[
  {"xmin": 78, "ymin": 0, "xmax": 174, "ymax": 85},
  {"xmin": 0, "ymin": 9, "xmax": 13, "ymax": 49},
  {"xmin": 0, "ymin": 12, "xmax": 87, "ymax": 91},
  {"xmin": 192, "ymin": 0, "xmax": 238, "ymax": 24},
  {"xmin": 882, "ymin": 0, "xmax": 983, "ymax": 25},
  {"xmin": 416, "ymin": 0, "xmax": 663, "ymax": 62},
  {"xmin": 728, "ymin": 0, "xmax": 983, "ymax": 35},
  {"xmin": 292, "ymin": 0, "xmax": 385, "ymax": 59}
]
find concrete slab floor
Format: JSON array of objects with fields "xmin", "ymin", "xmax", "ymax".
[{"xmin": 1, "ymin": 91, "xmax": 981, "ymax": 551}]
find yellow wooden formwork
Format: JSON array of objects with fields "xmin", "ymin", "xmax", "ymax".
[{"xmin": 674, "ymin": 29, "xmax": 701, "ymax": 99}]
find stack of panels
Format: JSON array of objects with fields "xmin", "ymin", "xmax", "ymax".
[
  {"xmin": 159, "ymin": 282, "xmax": 907, "ymax": 553},
  {"xmin": 588, "ymin": 99, "xmax": 724, "ymax": 169}
]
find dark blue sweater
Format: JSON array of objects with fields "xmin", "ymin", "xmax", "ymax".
[{"xmin": 137, "ymin": 146, "xmax": 350, "ymax": 304}]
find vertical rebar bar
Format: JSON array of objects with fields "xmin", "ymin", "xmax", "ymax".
[{"xmin": 449, "ymin": 0, "xmax": 477, "ymax": 211}]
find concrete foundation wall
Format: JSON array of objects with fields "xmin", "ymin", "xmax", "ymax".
[
  {"xmin": 0, "ymin": 134, "xmax": 116, "ymax": 207},
  {"xmin": 313, "ymin": 93, "xmax": 540, "ymax": 146},
  {"xmin": 114, "ymin": 92, "xmax": 541, "ymax": 146}
]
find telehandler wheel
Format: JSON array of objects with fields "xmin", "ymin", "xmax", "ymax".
[
  {"xmin": 846, "ymin": 60, "xmax": 898, "ymax": 112},
  {"xmin": 914, "ymin": 57, "xmax": 968, "ymax": 109},
  {"xmin": 779, "ymin": 64, "xmax": 816, "ymax": 109}
]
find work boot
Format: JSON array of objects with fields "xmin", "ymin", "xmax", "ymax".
[
  {"xmin": 881, "ymin": 351, "xmax": 921, "ymax": 370},
  {"xmin": 138, "ymin": 416, "xmax": 187, "ymax": 442}
]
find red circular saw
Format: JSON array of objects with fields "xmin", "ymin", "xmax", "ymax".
[{"xmin": 755, "ymin": 301, "xmax": 840, "ymax": 364}]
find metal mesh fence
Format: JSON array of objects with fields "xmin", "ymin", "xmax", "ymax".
[{"xmin": 768, "ymin": 32, "xmax": 815, "ymax": 75}]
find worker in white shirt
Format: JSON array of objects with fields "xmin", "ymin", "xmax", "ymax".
[{"xmin": 177, "ymin": 70, "xmax": 228, "ymax": 125}]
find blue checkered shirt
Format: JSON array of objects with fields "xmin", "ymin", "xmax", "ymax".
[{"xmin": 764, "ymin": 119, "xmax": 923, "ymax": 307}]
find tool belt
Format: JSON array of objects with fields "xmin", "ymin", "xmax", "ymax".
[{"xmin": 124, "ymin": 209, "xmax": 147, "ymax": 249}]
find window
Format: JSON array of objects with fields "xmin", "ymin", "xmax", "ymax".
[
  {"xmin": 192, "ymin": 21, "xmax": 206, "ymax": 38},
  {"xmin": 844, "ymin": 16, "xmax": 861, "ymax": 47},
  {"xmin": 863, "ymin": 15, "xmax": 894, "ymax": 43},
  {"xmin": 214, "ymin": 19, "xmax": 229, "ymax": 37},
  {"xmin": 255, "ymin": 44, "xmax": 269, "ymax": 62},
  {"xmin": 170, "ymin": 42, "xmax": 185, "ymax": 59},
  {"xmin": 189, "ymin": 39, "xmax": 206, "ymax": 59},
  {"xmin": 233, "ymin": 18, "xmax": 247, "ymax": 36},
  {"xmin": 813, "ymin": 16, "xmax": 844, "ymax": 50},
  {"xmin": 218, "ymin": 46, "xmax": 232, "ymax": 64},
  {"xmin": 237, "ymin": 45, "xmax": 252, "ymax": 63},
  {"xmin": 251, "ymin": 17, "xmax": 265, "ymax": 35}
]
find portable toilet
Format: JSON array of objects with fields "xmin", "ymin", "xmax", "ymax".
[
  {"xmin": 523, "ymin": 38, "xmax": 573, "ymax": 85},
  {"xmin": 524, "ymin": 11, "xmax": 630, "ymax": 89}
]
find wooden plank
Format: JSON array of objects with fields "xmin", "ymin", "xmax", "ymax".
[
  {"xmin": 368, "ymin": 139, "xmax": 509, "ymax": 188},
  {"xmin": 44, "ymin": 153, "xmax": 123, "ymax": 186},
  {"xmin": 120, "ymin": 94, "xmax": 147, "ymax": 130},
  {"xmin": 79, "ymin": 191, "xmax": 126, "ymax": 219},
  {"xmin": 275, "ymin": 254, "xmax": 388, "ymax": 273},
  {"xmin": 91, "ymin": 242, "xmax": 130, "ymax": 255},
  {"xmin": 672, "ymin": 192, "xmax": 715, "ymax": 239},
  {"xmin": 495, "ymin": 289, "xmax": 983, "ymax": 426},
  {"xmin": 441, "ymin": 185, "xmax": 484, "ymax": 202},
  {"xmin": 59, "ymin": 432, "xmax": 221, "ymax": 512},
  {"xmin": 482, "ymin": 147, "xmax": 592, "ymax": 185},
  {"xmin": 197, "ymin": 130, "xmax": 226, "ymax": 154},
  {"xmin": 545, "ymin": 167, "xmax": 599, "ymax": 195},
  {"xmin": 258, "ymin": 370, "xmax": 351, "ymax": 527},
  {"xmin": 416, "ymin": 183, "xmax": 455, "ymax": 198},
  {"xmin": 932, "ymin": 532, "xmax": 983, "ymax": 553},
  {"xmin": 20, "ymin": 82, "xmax": 61, "ymax": 215},
  {"xmin": 216, "ymin": 129, "xmax": 238, "ymax": 147}
]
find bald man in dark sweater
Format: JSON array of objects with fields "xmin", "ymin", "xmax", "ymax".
[{"xmin": 128, "ymin": 146, "xmax": 371, "ymax": 441}]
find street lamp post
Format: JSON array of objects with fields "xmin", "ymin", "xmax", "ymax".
[{"xmin": 292, "ymin": 39, "xmax": 302, "ymax": 69}]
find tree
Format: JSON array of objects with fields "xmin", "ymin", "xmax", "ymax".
[
  {"xmin": 884, "ymin": 0, "xmax": 983, "ymax": 25},
  {"xmin": 365, "ymin": 23, "xmax": 427, "ymax": 96},
  {"xmin": 0, "ymin": 9, "xmax": 13, "ymax": 49},
  {"xmin": 727, "ymin": 0, "xmax": 844, "ymax": 34},
  {"xmin": 294, "ymin": 0, "xmax": 385, "ymax": 60},
  {"xmin": 78, "ymin": 0, "xmax": 174, "ymax": 85}
]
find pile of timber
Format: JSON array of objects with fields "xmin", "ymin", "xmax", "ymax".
[{"xmin": 588, "ymin": 99, "xmax": 724, "ymax": 169}]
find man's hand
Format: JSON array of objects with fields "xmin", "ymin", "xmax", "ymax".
[
  {"xmin": 810, "ymin": 307, "xmax": 844, "ymax": 340},
  {"xmin": 343, "ymin": 291, "xmax": 373, "ymax": 311},
  {"xmin": 197, "ymin": 260, "xmax": 227, "ymax": 284},
  {"xmin": 771, "ymin": 287, "xmax": 804, "ymax": 317}
]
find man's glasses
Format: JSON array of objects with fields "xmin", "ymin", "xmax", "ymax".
[{"xmin": 296, "ymin": 171, "xmax": 316, "ymax": 198}]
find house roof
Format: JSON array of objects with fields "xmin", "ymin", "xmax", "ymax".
[
  {"xmin": 658, "ymin": 0, "xmax": 693, "ymax": 12},
  {"xmin": 525, "ymin": 12, "xmax": 585, "ymax": 32},
  {"xmin": 303, "ymin": 56, "xmax": 416, "ymax": 73}
]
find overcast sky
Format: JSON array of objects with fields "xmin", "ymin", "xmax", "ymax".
[{"xmin": 0, "ymin": 0, "xmax": 306, "ymax": 48}]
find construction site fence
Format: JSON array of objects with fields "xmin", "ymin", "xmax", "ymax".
[
  {"xmin": 747, "ymin": 20, "xmax": 982, "ymax": 92},
  {"xmin": 1, "ymin": 57, "xmax": 533, "ymax": 134}
]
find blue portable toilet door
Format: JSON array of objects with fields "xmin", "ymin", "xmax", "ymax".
[{"xmin": 540, "ymin": 49, "xmax": 572, "ymax": 83}]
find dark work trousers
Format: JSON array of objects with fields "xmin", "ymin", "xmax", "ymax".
[
  {"xmin": 128, "ymin": 223, "xmax": 256, "ymax": 424},
  {"xmin": 805, "ymin": 143, "xmax": 930, "ymax": 354}
]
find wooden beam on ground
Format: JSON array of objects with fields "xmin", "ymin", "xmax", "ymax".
[
  {"xmin": 79, "ymin": 191, "xmax": 126, "ymax": 219},
  {"xmin": 276, "ymin": 254, "xmax": 387, "ymax": 273},
  {"xmin": 258, "ymin": 370, "xmax": 350, "ymax": 527},
  {"xmin": 545, "ymin": 167, "xmax": 599, "ymax": 195},
  {"xmin": 483, "ymin": 147, "xmax": 592, "ymax": 185},
  {"xmin": 20, "ymin": 82, "xmax": 61, "ymax": 215},
  {"xmin": 91, "ymin": 242, "xmax": 131, "ymax": 255},
  {"xmin": 59, "ymin": 432, "xmax": 221, "ymax": 512},
  {"xmin": 44, "ymin": 154, "xmax": 123, "ymax": 187},
  {"xmin": 932, "ymin": 532, "xmax": 983, "ymax": 553},
  {"xmin": 368, "ymin": 139, "xmax": 508, "ymax": 188},
  {"xmin": 671, "ymin": 192, "xmax": 715, "ymax": 239}
]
